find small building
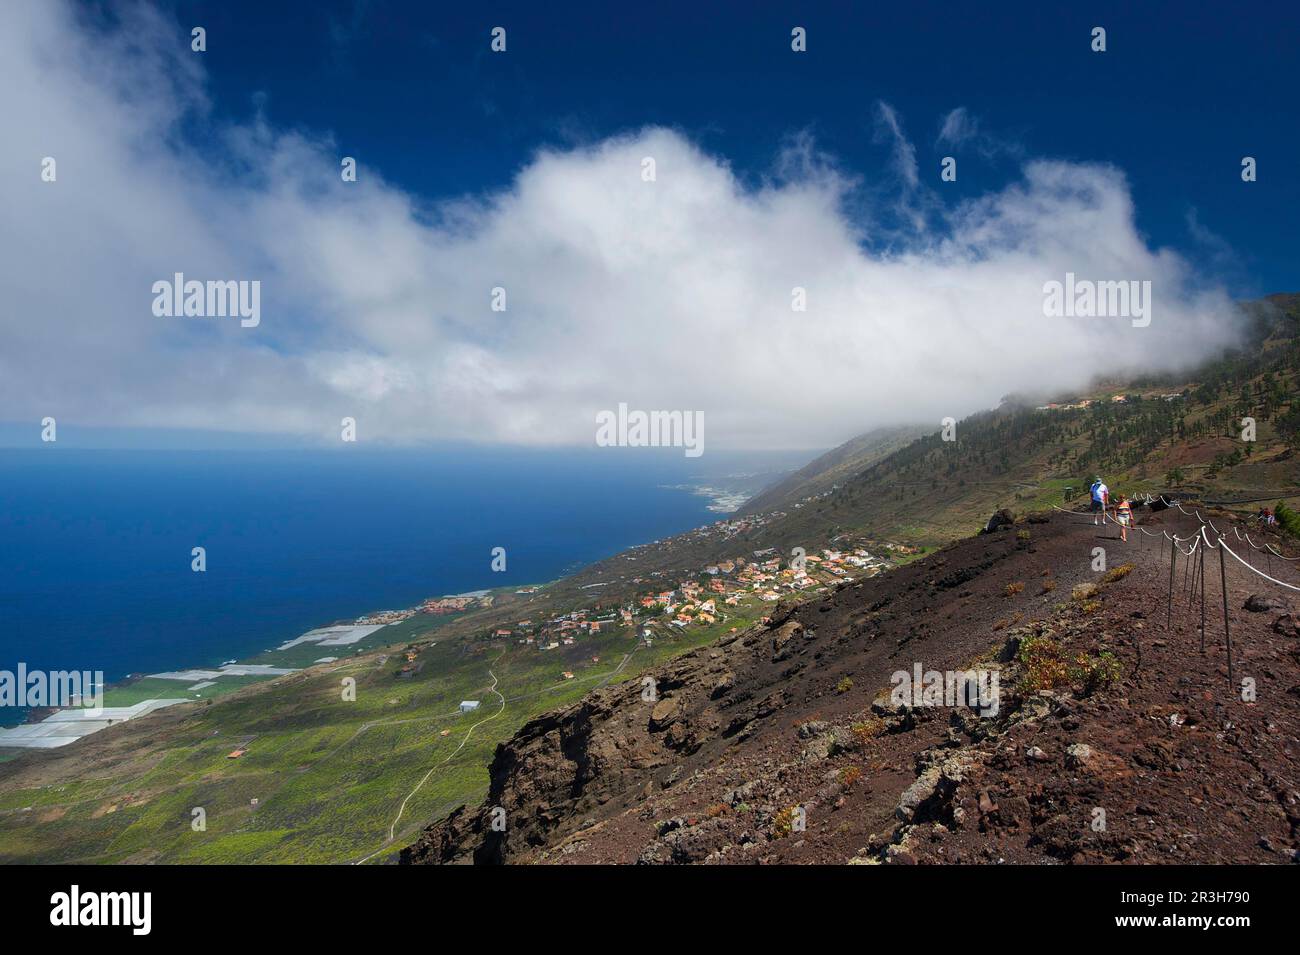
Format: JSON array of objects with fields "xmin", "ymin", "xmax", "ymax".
[{"xmin": 459, "ymin": 700, "xmax": 480, "ymax": 713}]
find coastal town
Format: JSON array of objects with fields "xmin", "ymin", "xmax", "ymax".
[{"xmin": 481, "ymin": 537, "xmax": 918, "ymax": 660}]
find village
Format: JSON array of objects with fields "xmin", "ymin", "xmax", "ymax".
[
  {"xmin": 1034, "ymin": 390, "xmax": 1186, "ymax": 412},
  {"xmin": 483, "ymin": 538, "xmax": 920, "ymax": 672}
]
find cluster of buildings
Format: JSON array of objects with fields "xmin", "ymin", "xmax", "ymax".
[
  {"xmin": 418, "ymin": 591, "xmax": 493, "ymax": 616},
  {"xmin": 1035, "ymin": 391, "xmax": 1185, "ymax": 412},
  {"xmin": 493, "ymin": 543, "xmax": 891, "ymax": 656},
  {"xmin": 354, "ymin": 591, "xmax": 498, "ymax": 628}
]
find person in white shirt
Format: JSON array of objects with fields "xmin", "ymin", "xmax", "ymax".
[{"xmin": 1090, "ymin": 478, "xmax": 1109, "ymax": 525}]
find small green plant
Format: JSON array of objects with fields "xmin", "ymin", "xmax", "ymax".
[
  {"xmin": 851, "ymin": 718, "xmax": 885, "ymax": 743},
  {"xmin": 772, "ymin": 805, "xmax": 801, "ymax": 838},
  {"xmin": 835, "ymin": 676, "xmax": 854, "ymax": 695},
  {"xmin": 1017, "ymin": 634, "xmax": 1070, "ymax": 692},
  {"xmin": 1277, "ymin": 501, "xmax": 1300, "ymax": 540},
  {"xmin": 1070, "ymin": 650, "xmax": 1123, "ymax": 694}
]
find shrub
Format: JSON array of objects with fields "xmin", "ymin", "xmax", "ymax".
[
  {"xmin": 1005, "ymin": 582, "xmax": 1025, "ymax": 597},
  {"xmin": 1071, "ymin": 582, "xmax": 1100, "ymax": 601},
  {"xmin": 1070, "ymin": 650, "xmax": 1123, "ymax": 694},
  {"xmin": 839, "ymin": 766, "xmax": 863, "ymax": 788},
  {"xmin": 1017, "ymin": 634, "xmax": 1070, "ymax": 692},
  {"xmin": 1041, "ymin": 579, "xmax": 1057, "ymax": 593},
  {"xmin": 851, "ymin": 718, "xmax": 885, "ymax": 743},
  {"xmin": 772, "ymin": 805, "xmax": 802, "ymax": 838},
  {"xmin": 835, "ymin": 677, "xmax": 854, "ymax": 695},
  {"xmin": 1102, "ymin": 563, "xmax": 1135, "ymax": 584},
  {"xmin": 1277, "ymin": 501, "xmax": 1300, "ymax": 539}
]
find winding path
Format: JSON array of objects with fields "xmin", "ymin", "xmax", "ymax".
[{"xmin": 356, "ymin": 658, "xmax": 506, "ymax": 864}]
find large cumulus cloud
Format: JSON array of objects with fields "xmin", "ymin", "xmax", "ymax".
[{"xmin": 0, "ymin": 1, "xmax": 1241, "ymax": 450}]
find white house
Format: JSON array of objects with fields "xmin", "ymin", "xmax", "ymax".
[{"xmin": 459, "ymin": 700, "xmax": 480, "ymax": 713}]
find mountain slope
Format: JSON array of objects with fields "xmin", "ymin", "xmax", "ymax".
[
  {"xmin": 738, "ymin": 425, "xmax": 927, "ymax": 516},
  {"xmin": 403, "ymin": 506, "xmax": 1300, "ymax": 865}
]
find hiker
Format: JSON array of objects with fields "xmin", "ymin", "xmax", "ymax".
[
  {"xmin": 1090, "ymin": 477, "xmax": 1109, "ymax": 525},
  {"xmin": 1114, "ymin": 494, "xmax": 1132, "ymax": 542}
]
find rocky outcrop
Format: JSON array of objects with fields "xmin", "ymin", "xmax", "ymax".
[
  {"xmin": 402, "ymin": 613, "xmax": 814, "ymax": 864},
  {"xmin": 981, "ymin": 509, "xmax": 1015, "ymax": 534},
  {"xmin": 1245, "ymin": 593, "xmax": 1288, "ymax": 613}
]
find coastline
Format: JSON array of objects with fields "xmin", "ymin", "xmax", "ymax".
[{"xmin": 1, "ymin": 479, "xmax": 758, "ymax": 741}]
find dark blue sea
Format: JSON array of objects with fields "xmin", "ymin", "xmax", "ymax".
[{"xmin": 0, "ymin": 446, "xmax": 801, "ymax": 709}]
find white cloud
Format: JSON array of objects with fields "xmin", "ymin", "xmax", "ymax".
[
  {"xmin": 937, "ymin": 107, "xmax": 977, "ymax": 148},
  {"xmin": 0, "ymin": 1, "xmax": 1244, "ymax": 451}
]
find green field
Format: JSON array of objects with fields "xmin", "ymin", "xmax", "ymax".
[{"xmin": 0, "ymin": 606, "xmax": 739, "ymax": 864}]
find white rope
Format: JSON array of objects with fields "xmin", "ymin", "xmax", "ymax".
[
  {"xmin": 1219, "ymin": 538, "xmax": 1300, "ymax": 593},
  {"xmin": 1077, "ymin": 494, "xmax": 1299, "ymax": 566}
]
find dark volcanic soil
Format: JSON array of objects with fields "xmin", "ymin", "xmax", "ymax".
[{"xmin": 403, "ymin": 509, "xmax": 1300, "ymax": 865}]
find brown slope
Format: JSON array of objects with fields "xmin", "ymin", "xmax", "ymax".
[{"xmin": 402, "ymin": 508, "xmax": 1300, "ymax": 865}]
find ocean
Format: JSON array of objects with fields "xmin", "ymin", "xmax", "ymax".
[{"xmin": 0, "ymin": 445, "xmax": 800, "ymax": 704}]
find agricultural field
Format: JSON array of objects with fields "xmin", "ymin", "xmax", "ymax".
[{"xmin": 0, "ymin": 606, "xmax": 742, "ymax": 864}]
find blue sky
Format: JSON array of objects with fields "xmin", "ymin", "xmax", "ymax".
[
  {"xmin": 0, "ymin": 1, "xmax": 1293, "ymax": 450},
  {"xmin": 167, "ymin": 0, "xmax": 1297, "ymax": 294}
]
